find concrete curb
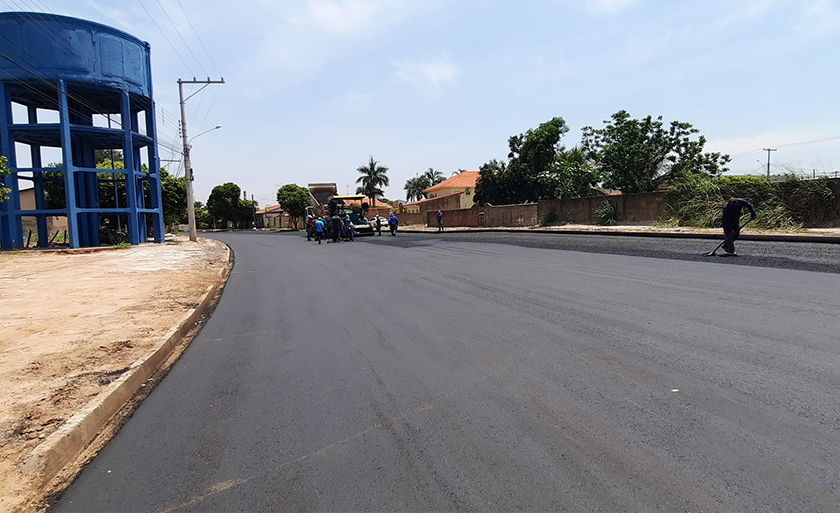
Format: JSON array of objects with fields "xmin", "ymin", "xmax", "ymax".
[
  {"xmin": 398, "ymin": 228, "xmax": 840, "ymax": 244},
  {"xmin": 21, "ymin": 239, "xmax": 233, "ymax": 487}
]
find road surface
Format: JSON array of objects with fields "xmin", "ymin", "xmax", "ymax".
[{"xmin": 55, "ymin": 231, "xmax": 840, "ymax": 511}]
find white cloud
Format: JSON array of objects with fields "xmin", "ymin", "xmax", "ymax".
[
  {"xmin": 392, "ymin": 55, "xmax": 459, "ymax": 87},
  {"xmin": 795, "ymin": 0, "xmax": 840, "ymax": 36},
  {"xmin": 305, "ymin": 0, "xmax": 401, "ymax": 33},
  {"xmin": 712, "ymin": 0, "xmax": 777, "ymax": 30},
  {"xmin": 585, "ymin": 0, "xmax": 640, "ymax": 14}
]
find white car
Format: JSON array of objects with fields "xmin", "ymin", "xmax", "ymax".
[{"xmin": 369, "ymin": 216, "xmax": 389, "ymax": 228}]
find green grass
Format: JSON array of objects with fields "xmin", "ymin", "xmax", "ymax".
[{"xmin": 112, "ymin": 242, "xmax": 132, "ymax": 249}]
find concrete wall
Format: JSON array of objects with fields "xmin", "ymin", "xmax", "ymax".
[
  {"xmin": 485, "ymin": 203, "xmax": 538, "ymax": 227},
  {"xmin": 395, "ymin": 212, "xmax": 425, "ymax": 225},
  {"xmin": 426, "ymin": 205, "xmax": 481, "ymax": 227},
  {"xmin": 826, "ymin": 178, "xmax": 840, "ymax": 227},
  {"xmin": 538, "ymin": 192, "xmax": 670, "ymax": 225}
]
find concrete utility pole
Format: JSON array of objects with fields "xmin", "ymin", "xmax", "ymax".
[
  {"xmin": 179, "ymin": 77, "xmax": 225, "ymax": 241},
  {"xmin": 762, "ymin": 148, "xmax": 777, "ymax": 178}
]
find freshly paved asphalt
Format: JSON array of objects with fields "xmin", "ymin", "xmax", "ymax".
[{"xmin": 55, "ymin": 231, "xmax": 840, "ymax": 512}]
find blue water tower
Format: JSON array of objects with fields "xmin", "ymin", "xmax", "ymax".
[{"xmin": 0, "ymin": 12, "xmax": 164, "ymax": 248}]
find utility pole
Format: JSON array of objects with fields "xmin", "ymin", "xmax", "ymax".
[
  {"xmin": 179, "ymin": 77, "xmax": 225, "ymax": 242},
  {"xmin": 762, "ymin": 148, "xmax": 777, "ymax": 178},
  {"xmin": 252, "ymin": 193, "xmax": 257, "ymax": 229}
]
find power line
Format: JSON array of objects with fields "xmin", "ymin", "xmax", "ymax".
[
  {"xmin": 153, "ymin": 0, "xmax": 208, "ymax": 77},
  {"xmin": 196, "ymin": 84, "xmax": 220, "ymax": 134},
  {"xmin": 731, "ymin": 135, "xmax": 840, "ymax": 158},
  {"xmin": 176, "ymin": 0, "xmax": 223, "ymax": 76},
  {"xmin": 137, "ymin": 0, "xmax": 196, "ymax": 77}
]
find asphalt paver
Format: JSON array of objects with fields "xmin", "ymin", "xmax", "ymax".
[{"xmin": 55, "ymin": 231, "xmax": 840, "ymax": 511}]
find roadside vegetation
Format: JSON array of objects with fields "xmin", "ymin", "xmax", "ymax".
[
  {"xmin": 660, "ymin": 174, "xmax": 839, "ymax": 230},
  {"xmin": 467, "ymin": 110, "xmax": 837, "ymax": 229}
]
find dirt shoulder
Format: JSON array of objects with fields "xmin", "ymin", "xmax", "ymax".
[
  {"xmin": 0, "ymin": 237, "xmax": 228, "ymax": 512},
  {"xmin": 401, "ymin": 223, "xmax": 840, "ymax": 237}
]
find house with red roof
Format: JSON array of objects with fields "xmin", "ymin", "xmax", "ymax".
[{"xmin": 405, "ymin": 171, "xmax": 480, "ymax": 213}]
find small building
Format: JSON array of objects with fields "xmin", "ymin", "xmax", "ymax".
[
  {"xmin": 404, "ymin": 191, "xmax": 463, "ymax": 214},
  {"xmin": 17, "ymin": 186, "xmax": 68, "ymax": 243},
  {"xmin": 255, "ymin": 205, "xmax": 285, "ymax": 229},
  {"xmin": 423, "ymin": 171, "xmax": 479, "ymax": 210}
]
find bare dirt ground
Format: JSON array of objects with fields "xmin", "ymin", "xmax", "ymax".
[
  {"xmin": 402, "ymin": 223, "xmax": 840, "ymax": 236},
  {"xmin": 0, "ymin": 237, "xmax": 228, "ymax": 511}
]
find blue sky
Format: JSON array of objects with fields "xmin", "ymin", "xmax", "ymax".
[{"xmin": 30, "ymin": 0, "xmax": 840, "ymax": 204}]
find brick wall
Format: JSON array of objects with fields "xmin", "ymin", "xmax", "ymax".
[
  {"xmin": 485, "ymin": 203, "xmax": 538, "ymax": 227},
  {"xmin": 416, "ymin": 193, "xmax": 463, "ymax": 213},
  {"xmin": 394, "ymin": 212, "xmax": 425, "ymax": 225},
  {"xmin": 427, "ymin": 205, "xmax": 481, "ymax": 227}
]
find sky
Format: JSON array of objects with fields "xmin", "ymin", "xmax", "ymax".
[{"xmin": 9, "ymin": 0, "xmax": 840, "ymax": 205}]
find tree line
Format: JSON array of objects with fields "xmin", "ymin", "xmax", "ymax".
[{"xmin": 474, "ymin": 110, "xmax": 731, "ymax": 205}]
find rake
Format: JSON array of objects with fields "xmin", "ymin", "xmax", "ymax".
[{"xmin": 704, "ymin": 219, "xmax": 753, "ymax": 257}]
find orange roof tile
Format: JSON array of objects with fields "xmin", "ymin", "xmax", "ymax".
[
  {"xmin": 255, "ymin": 205, "xmax": 284, "ymax": 215},
  {"xmin": 423, "ymin": 171, "xmax": 479, "ymax": 194},
  {"xmin": 405, "ymin": 191, "xmax": 463, "ymax": 206}
]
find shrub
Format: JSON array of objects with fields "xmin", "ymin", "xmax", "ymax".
[
  {"xmin": 661, "ymin": 173, "xmax": 838, "ymax": 229},
  {"xmin": 593, "ymin": 199, "xmax": 618, "ymax": 226},
  {"xmin": 538, "ymin": 208, "xmax": 559, "ymax": 227}
]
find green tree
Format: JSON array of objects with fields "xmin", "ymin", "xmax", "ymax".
[
  {"xmin": 538, "ymin": 147, "xmax": 602, "ymax": 199},
  {"xmin": 473, "ymin": 159, "xmax": 511, "ymax": 205},
  {"xmin": 207, "ymin": 182, "xmax": 242, "ymax": 228},
  {"xmin": 474, "ymin": 117, "xmax": 569, "ymax": 204},
  {"xmin": 581, "ymin": 110, "xmax": 730, "ymax": 194},
  {"xmin": 355, "ymin": 156, "xmax": 389, "ymax": 206},
  {"xmin": 0, "ymin": 156, "xmax": 10, "ymax": 203},
  {"xmin": 404, "ymin": 176, "xmax": 428, "ymax": 202},
  {"xmin": 95, "ymin": 149, "xmax": 123, "ymax": 167},
  {"xmin": 237, "ymin": 199, "xmax": 258, "ymax": 228},
  {"xmin": 422, "ymin": 168, "xmax": 444, "ymax": 187},
  {"xmin": 194, "ymin": 201, "xmax": 212, "ymax": 229},
  {"xmin": 276, "ymin": 183, "xmax": 310, "ymax": 229},
  {"xmin": 159, "ymin": 169, "xmax": 187, "ymax": 226}
]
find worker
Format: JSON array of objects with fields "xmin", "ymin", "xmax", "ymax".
[
  {"xmin": 721, "ymin": 197, "xmax": 756, "ymax": 255},
  {"xmin": 344, "ymin": 214, "xmax": 355, "ymax": 241},
  {"xmin": 331, "ymin": 213, "xmax": 343, "ymax": 243},
  {"xmin": 305, "ymin": 215, "xmax": 313, "ymax": 241},
  {"xmin": 436, "ymin": 210, "xmax": 444, "ymax": 232},
  {"xmin": 388, "ymin": 212, "xmax": 398, "ymax": 236},
  {"xmin": 313, "ymin": 217, "xmax": 325, "ymax": 244},
  {"xmin": 375, "ymin": 216, "xmax": 382, "ymax": 236}
]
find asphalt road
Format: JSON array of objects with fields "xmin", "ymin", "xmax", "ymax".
[{"xmin": 55, "ymin": 231, "xmax": 840, "ymax": 512}]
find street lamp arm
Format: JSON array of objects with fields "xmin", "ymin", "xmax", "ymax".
[{"xmin": 188, "ymin": 124, "xmax": 222, "ymax": 145}]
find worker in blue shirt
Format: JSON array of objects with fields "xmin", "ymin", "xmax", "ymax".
[
  {"xmin": 314, "ymin": 218, "xmax": 325, "ymax": 244},
  {"xmin": 388, "ymin": 213, "xmax": 398, "ymax": 236},
  {"xmin": 721, "ymin": 197, "xmax": 756, "ymax": 255}
]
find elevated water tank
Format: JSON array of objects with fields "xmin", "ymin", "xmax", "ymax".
[{"xmin": 0, "ymin": 12, "xmax": 164, "ymax": 248}]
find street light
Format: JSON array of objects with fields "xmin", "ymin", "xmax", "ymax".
[
  {"xmin": 189, "ymin": 124, "xmax": 222, "ymax": 145},
  {"xmin": 184, "ymin": 124, "xmax": 222, "ymax": 242}
]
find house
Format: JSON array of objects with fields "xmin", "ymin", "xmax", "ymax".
[
  {"xmin": 255, "ymin": 205, "xmax": 286, "ymax": 229},
  {"xmin": 18, "ymin": 186, "xmax": 68, "ymax": 241},
  {"xmin": 422, "ymin": 171, "xmax": 479, "ymax": 209}
]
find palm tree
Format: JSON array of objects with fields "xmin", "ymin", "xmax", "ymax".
[
  {"xmin": 422, "ymin": 168, "xmax": 445, "ymax": 187},
  {"xmin": 355, "ymin": 156, "xmax": 389, "ymax": 206},
  {"xmin": 404, "ymin": 176, "xmax": 427, "ymax": 202}
]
